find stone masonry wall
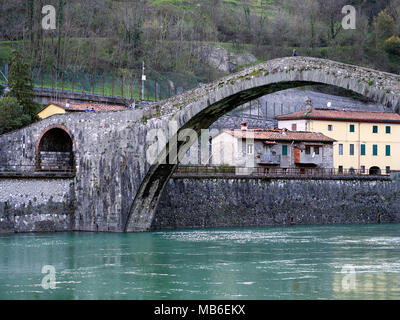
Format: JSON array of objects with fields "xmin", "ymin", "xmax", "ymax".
[
  {"xmin": 152, "ymin": 178, "xmax": 400, "ymax": 230},
  {"xmin": 0, "ymin": 108, "xmax": 157, "ymax": 232},
  {"xmin": 0, "ymin": 178, "xmax": 75, "ymax": 233}
]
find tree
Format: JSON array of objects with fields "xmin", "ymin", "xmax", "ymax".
[
  {"xmin": 385, "ymin": 35, "xmax": 400, "ymax": 55},
  {"xmin": 57, "ymin": 0, "xmax": 66, "ymax": 70},
  {"xmin": 0, "ymin": 97, "xmax": 30, "ymax": 134},
  {"xmin": 373, "ymin": 9, "xmax": 395, "ymax": 43},
  {"xmin": 6, "ymin": 50, "xmax": 39, "ymax": 123},
  {"xmin": 317, "ymin": 0, "xmax": 348, "ymax": 42}
]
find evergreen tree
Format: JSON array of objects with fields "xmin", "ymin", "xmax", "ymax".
[
  {"xmin": 0, "ymin": 97, "xmax": 30, "ymax": 135},
  {"xmin": 6, "ymin": 50, "xmax": 39, "ymax": 123}
]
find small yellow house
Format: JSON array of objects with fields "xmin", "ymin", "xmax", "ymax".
[
  {"xmin": 37, "ymin": 103, "xmax": 68, "ymax": 119},
  {"xmin": 277, "ymin": 108, "xmax": 400, "ymax": 174},
  {"xmin": 38, "ymin": 102, "xmax": 127, "ymax": 120}
]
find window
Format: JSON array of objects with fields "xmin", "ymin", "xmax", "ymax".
[
  {"xmin": 314, "ymin": 147, "xmax": 320, "ymax": 155},
  {"xmin": 386, "ymin": 126, "xmax": 391, "ymax": 134},
  {"xmin": 305, "ymin": 146, "xmax": 311, "ymax": 155},
  {"xmin": 386, "ymin": 166, "xmax": 391, "ymax": 174},
  {"xmin": 361, "ymin": 144, "xmax": 366, "ymax": 156},
  {"xmin": 386, "ymin": 145, "xmax": 391, "ymax": 156},
  {"xmin": 373, "ymin": 145, "xmax": 378, "ymax": 156},
  {"xmin": 350, "ymin": 144, "xmax": 355, "ymax": 156},
  {"xmin": 282, "ymin": 145, "xmax": 288, "ymax": 156},
  {"xmin": 361, "ymin": 166, "xmax": 366, "ymax": 174},
  {"xmin": 373, "ymin": 126, "xmax": 378, "ymax": 133},
  {"xmin": 328, "ymin": 125, "xmax": 333, "ymax": 131},
  {"xmin": 339, "ymin": 144, "xmax": 343, "ymax": 155},
  {"xmin": 247, "ymin": 143, "xmax": 254, "ymax": 155},
  {"xmin": 338, "ymin": 166, "xmax": 343, "ymax": 173},
  {"xmin": 292, "ymin": 124, "xmax": 297, "ymax": 131},
  {"xmin": 350, "ymin": 124, "xmax": 355, "ymax": 132}
]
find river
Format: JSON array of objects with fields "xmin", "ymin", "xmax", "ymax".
[{"xmin": 0, "ymin": 224, "xmax": 399, "ymax": 300}]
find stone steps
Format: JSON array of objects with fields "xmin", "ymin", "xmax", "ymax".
[{"xmin": 38, "ymin": 152, "xmax": 73, "ymax": 171}]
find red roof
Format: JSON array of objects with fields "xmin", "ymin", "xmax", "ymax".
[
  {"xmin": 223, "ymin": 128, "xmax": 335, "ymax": 143},
  {"xmin": 276, "ymin": 108, "xmax": 400, "ymax": 123},
  {"xmin": 49, "ymin": 102, "xmax": 127, "ymax": 112}
]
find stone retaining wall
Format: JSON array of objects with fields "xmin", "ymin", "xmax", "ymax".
[
  {"xmin": 1, "ymin": 175, "xmax": 400, "ymax": 233},
  {"xmin": 152, "ymin": 178, "xmax": 400, "ymax": 230},
  {"xmin": 0, "ymin": 178, "xmax": 75, "ymax": 233}
]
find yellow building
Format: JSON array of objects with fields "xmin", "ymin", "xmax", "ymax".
[
  {"xmin": 277, "ymin": 108, "xmax": 400, "ymax": 174},
  {"xmin": 38, "ymin": 102, "xmax": 127, "ymax": 120}
]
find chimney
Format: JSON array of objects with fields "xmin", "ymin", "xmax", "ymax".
[
  {"xmin": 241, "ymin": 122, "xmax": 247, "ymax": 131},
  {"xmin": 305, "ymin": 98, "xmax": 312, "ymax": 110}
]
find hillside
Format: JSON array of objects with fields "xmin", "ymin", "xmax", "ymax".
[{"xmin": 0, "ymin": 0, "xmax": 399, "ymax": 90}]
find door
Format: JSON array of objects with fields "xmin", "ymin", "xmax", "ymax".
[{"xmin": 294, "ymin": 147, "xmax": 300, "ymax": 164}]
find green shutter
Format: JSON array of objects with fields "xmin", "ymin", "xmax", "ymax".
[
  {"xmin": 386, "ymin": 145, "xmax": 391, "ymax": 156},
  {"xmin": 350, "ymin": 125, "xmax": 355, "ymax": 132},
  {"xmin": 361, "ymin": 144, "xmax": 366, "ymax": 156},
  {"xmin": 282, "ymin": 145, "xmax": 288, "ymax": 156},
  {"xmin": 350, "ymin": 144, "xmax": 354, "ymax": 156},
  {"xmin": 373, "ymin": 126, "xmax": 378, "ymax": 133},
  {"xmin": 386, "ymin": 126, "xmax": 391, "ymax": 134},
  {"xmin": 373, "ymin": 145, "xmax": 378, "ymax": 156}
]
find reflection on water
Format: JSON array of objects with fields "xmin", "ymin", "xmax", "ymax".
[{"xmin": 0, "ymin": 224, "xmax": 399, "ymax": 300}]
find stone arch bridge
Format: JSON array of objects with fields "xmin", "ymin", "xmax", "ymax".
[{"xmin": 0, "ymin": 57, "xmax": 399, "ymax": 232}]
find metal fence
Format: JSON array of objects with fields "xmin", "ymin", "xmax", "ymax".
[
  {"xmin": 174, "ymin": 166, "xmax": 390, "ymax": 177},
  {"xmin": 0, "ymin": 164, "xmax": 75, "ymax": 174},
  {"xmin": 29, "ymin": 68, "xmax": 186, "ymax": 102}
]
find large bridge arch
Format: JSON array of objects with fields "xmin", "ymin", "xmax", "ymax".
[{"xmin": 123, "ymin": 56, "xmax": 400, "ymax": 232}]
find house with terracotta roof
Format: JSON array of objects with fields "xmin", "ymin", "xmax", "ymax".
[
  {"xmin": 37, "ymin": 101, "xmax": 127, "ymax": 120},
  {"xmin": 211, "ymin": 123, "xmax": 335, "ymax": 169},
  {"xmin": 276, "ymin": 108, "xmax": 400, "ymax": 174}
]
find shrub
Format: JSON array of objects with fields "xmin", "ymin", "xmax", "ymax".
[
  {"xmin": 0, "ymin": 97, "xmax": 30, "ymax": 134},
  {"xmin": 384, "ymin": 36, "xmax": 400, "ymax": 56}
]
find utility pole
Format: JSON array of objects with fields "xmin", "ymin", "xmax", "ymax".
[{"xmin": 141, "ymin": 61, "xmax": 146, "ymax": 101}]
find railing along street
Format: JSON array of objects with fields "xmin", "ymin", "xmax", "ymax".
[{"xmin": 174, "ymin": 166, "xmax": 390, "ymax": 178}]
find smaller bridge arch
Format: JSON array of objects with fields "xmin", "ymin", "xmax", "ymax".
[{"xmin": 36, "ymin": 124, "xmax": 76, "ymax": 172}]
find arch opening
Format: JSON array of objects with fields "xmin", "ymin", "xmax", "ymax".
[
  {"xmin": 37, "ymin": 128, "xmax": 74, "ymax": 172},
  {"xmin": 124, "ymin": 57, "xmax": 400, "ymax": 232},
  {"xmin": 369, "ymin": 166, "xmax": 381, "ymax": 175}
]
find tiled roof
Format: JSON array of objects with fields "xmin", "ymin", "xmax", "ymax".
[
  {"xmin": 276, "ymin": 108, "xmax": 400, "ymax": 123},
  {"xmin": 49, "ymin": 102, "xmax": 127, "ymax": 112},
  {"xmin": 223, "ymin": 128, "xmax": 336, "ymax": 143}
]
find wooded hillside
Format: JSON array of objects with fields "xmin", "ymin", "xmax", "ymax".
[{"xmin": 1, "ymin": 0, "xmax": 399, "ymax": 85}]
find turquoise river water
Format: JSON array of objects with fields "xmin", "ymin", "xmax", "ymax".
[{"xmin": 0, "ymin": 224, "xmax": 399, "ymax": 300}]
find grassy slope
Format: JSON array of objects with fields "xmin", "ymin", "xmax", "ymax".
[{"xmin": 149, "ymin": 0, "xmax": 275, "ymax": 15}]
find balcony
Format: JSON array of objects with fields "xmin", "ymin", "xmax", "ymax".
[
  {"xmin": 296, "ymin": 152, "xmax": 323, "ymax": 166},
  {"xmin": 258, "ymin": 154, "xmax": 281, "ymax": 164}
]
